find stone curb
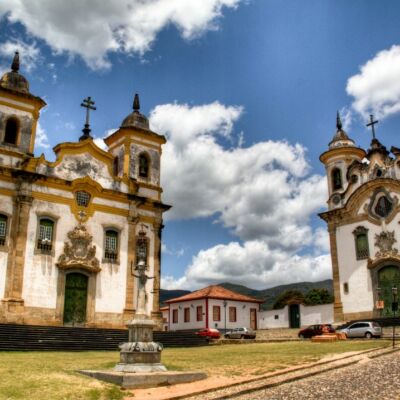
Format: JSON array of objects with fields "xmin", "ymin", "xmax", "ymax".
[{"xmin": 166, "ymin": 345, "xmax": 398, "ymax": 400}]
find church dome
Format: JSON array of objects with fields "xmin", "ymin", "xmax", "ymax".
[
  {"xmin": 328, "ymin": 112, "xmax": 355, "ymax": 149},
  {"xmin": 0, "ymin": 52, "xmax": 30, "ymax": 94},
  {"xmin": 121, "ymin": 93, "xmax": 150, "ymax": 130}
]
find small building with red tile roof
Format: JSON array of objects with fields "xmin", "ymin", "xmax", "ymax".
[{"xmin": 163, "ymin": 285, "xmax": 263, "ymax": 331}]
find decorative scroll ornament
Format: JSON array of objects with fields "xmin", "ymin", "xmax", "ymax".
[
  {"xmin": 375, "ymin": 230, "xmax": 398, "ymax": 258},
  {"xmin": 56, "ymin": 224, "xmax": 100, "ymax": 273}
]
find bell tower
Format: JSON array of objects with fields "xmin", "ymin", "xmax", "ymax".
[
  {"xmin": 0, "ymin": 51, "xmax": 46, "ymax": 160},
  {"xmin": 104, "ymin": 93, "xmax": 166, "ymax": 200}
]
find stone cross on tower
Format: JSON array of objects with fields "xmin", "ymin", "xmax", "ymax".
[
  {"xmin": 79, "ymin": 96, "xmax": 96, "ymax": 141},
  {"xmin": 366, "ymin": 114, "xmax": 379, "ymax": 140}
]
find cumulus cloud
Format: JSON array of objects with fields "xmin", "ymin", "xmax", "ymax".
[
  {"xmin": 161, "ymin": 241, "xmax": 331, "ymax": 290},
  {"xmin": 150, "ymin": 101, "xmax": 330, "ymax": 290},
  {"xmin": 347, "ymin": 45, "xmax": 400, "ymax": 119},
  {"xmin": 0, "ymin": 0, "xmax": 242, "ymax": 70},
  {"xmin": 35, "ymin": 122, "xmax": 50, "ymax": 150},
  {"xmin": 0, "ymin": 39, "xmax": 41, "ymax": 72}
]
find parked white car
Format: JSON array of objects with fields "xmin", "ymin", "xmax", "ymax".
[{"xmin": 337, "ymin": 321, "xmax": 382, "ymax": 338}]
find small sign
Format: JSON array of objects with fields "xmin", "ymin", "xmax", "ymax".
[{"xmin": 375, "ymin": 300, "xmax": 384, "ymax": 309}]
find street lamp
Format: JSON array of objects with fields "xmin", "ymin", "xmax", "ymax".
[
  {"xmin": 392, "ymin": 286, "xmax": 398, "ymax": 349},
  {"xmin": 223, "ymin": 300, "xmax": 227, "ymax": 334}
]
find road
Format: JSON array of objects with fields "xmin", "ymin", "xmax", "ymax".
[{"xmin": 236, "ymin": 350, "xmax": 400, "ymax": 400}]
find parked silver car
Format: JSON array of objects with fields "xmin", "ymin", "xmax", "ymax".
[
  {"xmin": 337, "ymin": 321, "xmax": 382, "ymax": 338},
  {"xmin": 224, "ymin": 327, "xmax": 256, "ymax": 339}
]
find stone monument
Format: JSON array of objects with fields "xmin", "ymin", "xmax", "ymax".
[
  {"xmin": 79, "ymin": 230, "xmax": 207, "ymax": 389},
  {"xmin": 114, "ymin": 259, "xmax": 167, "ymax": 372}
]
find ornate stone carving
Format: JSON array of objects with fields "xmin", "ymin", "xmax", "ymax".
[
  {"xmin": 56, "ymin": 224, "xmax": 100, "ymax": 273},
  {"xmin": 374, "ymin": 230, "xmax": 398, "ymax": 258}
]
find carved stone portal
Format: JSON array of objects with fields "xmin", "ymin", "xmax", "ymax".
[
  {"xmin": 56, "ymin": 224, "xmax": 101, "ymax": 273},
  {"xmin": 375, "ymin": 230, "xmax": 398, "ymax": 258}
]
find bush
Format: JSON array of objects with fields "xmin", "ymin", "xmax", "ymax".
[{"xmin": 273, "ymin": 290, "xmax": 305, "ymax": 309}]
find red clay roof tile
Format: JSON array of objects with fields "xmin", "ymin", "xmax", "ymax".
[{"xmin": 165, "ymin": 285, "xmax": 263, "ymax": 304}]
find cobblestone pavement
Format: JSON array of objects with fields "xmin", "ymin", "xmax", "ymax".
[{"xmin": 236, "ymin": 351, "xmax": 400, "ymax": 400}]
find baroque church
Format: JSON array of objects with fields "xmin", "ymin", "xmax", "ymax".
[
  {"xmin": 0, "ymin": 52, "xmax": 170, "ymax": 328},
  {"xmin": 320, "ymin": 113, "xmax": 400, "ymax": 322}
]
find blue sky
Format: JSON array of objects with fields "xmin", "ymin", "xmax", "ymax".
[{"xmin": 1, "ymin": 0, "xmax": 400, "ymax": 290}]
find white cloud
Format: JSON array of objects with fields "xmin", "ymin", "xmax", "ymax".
[
  {"xmin": 0, "ymin": 0, "xmax": 242, "ymax": 70},
  {"xmin": 150, "ymin": 101, "xmax": 330, "ymax": 290},
  {"xmin": 93, "ymin": 137, "xmax": 107, "ymax": 151},
  {"xmin": 35, "ymin": 122, "xmax": 50, "ymax": 150},
  {"xmin": 161, "ymin": 243, "xmax": 185, "ymax": 258},
  {"xmin": 162, "ymin": 241, "xmax": 331, "ymax": 290},
  {"xmin": 0, "ymin": 39, "xmax": 41, "ymax": 72},
  {"xmin": 347, "ymin": 45, "xmax": 400, "ymax": 119}
]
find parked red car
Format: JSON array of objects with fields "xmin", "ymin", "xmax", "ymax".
[
  {"xmin": 195, "ymin": 328, "xmax": 221, "ymax": 339},
  {"xmin": 298, "ymin": 324, "xmax": 335, "ymax": 339}
]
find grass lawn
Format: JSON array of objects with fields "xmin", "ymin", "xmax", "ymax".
[{"xmin": 0, "ymin": 340, "xmax": 389, "ymax": 400}]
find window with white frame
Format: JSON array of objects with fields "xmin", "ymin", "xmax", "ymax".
[
  {"xmin": 104, "ymin": 229, "xmax": 119, "ymax": 262},
  {"xmin": 37, "ymin": 218, "xmax": 54, "ymax": 253}
]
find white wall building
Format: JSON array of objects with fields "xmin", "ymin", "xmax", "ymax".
[
  {"xmin": 320, "ymin": 113, "xmax": 400, "ymax": 322},
  {"xmin": 164, "ymin": 285, "xmax": 263, "ymax": 331},
  {"xmin": 259, "ymin": 304, "xmax": 334, "ymax": 329},
  {"xmin": 0, "ymin": 53, "xmax": 170, "ymax": 328}
]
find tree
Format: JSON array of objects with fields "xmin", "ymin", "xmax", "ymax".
[
  {"xmin": 273, "ymin": 290, "xmax": 305, "ymax": 309},
  {"xmin": 304, "ymin": 288, "xmax": 333, "ymax": 305}
]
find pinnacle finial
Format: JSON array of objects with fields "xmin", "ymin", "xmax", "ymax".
[
  {"xmin": 11, "ymin": 51, "xmax": 20, "ymax": 73},
  {"xmin": 336, "ymin": 111, "xmax": 342, "ymax": 130},
  {"xmin": 133, "ymin": 93, "xmax": 140, "ymax": 112}
]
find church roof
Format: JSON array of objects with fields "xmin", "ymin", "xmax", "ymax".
[
  {"xmin": 328, "ymin": 111, "xmax": 355, "ymax": 149},
  {"xmin": 121, "ymin": 93, "xmax": 150, "ymax": 130},
  {"xmin": 165, "ymin": 285, "xmax": 264, "ymax": 304},
  {"xmin": 0, "ymin": 51, "xmax": 30, "ymax": 94},
  {"xmin": 0, "ymin": 51, "xmax": 46, "ymax": 107}
]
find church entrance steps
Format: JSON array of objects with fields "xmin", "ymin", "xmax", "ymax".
[
  {"xmin": 0, "ymin": 324, "xmax": 208, "ymax": 351},
  {"xmin": 130, "ymin": 346, "xmax": 399, "ymax": 400}
]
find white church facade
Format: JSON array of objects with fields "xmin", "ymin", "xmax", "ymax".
[
  {"xmin": 0, "ymin": 52, "xmax": 170, "ymax": 329},
  {"xmin": 320, "ymin": 113, "xmax": 400, "ymax": 322}
]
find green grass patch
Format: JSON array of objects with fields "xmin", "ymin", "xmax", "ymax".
[{"xmin": 0, "ymin": 340, "xmax": 389, "ymax": 399}]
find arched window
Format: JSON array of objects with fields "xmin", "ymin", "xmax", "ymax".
[
  {"xmin": 353, "ymin": 226, "xmax": 369, "ymax": 260},
  {"xmin": 37, "ymin": 218, "xmax": 54, "ymax": 253},
  {"xmin": 4, "ymin": 117, "xmax": 19, "ymax": 145},
  {"xmin": 104, "ymin": 229, "xmax": 119, "ymax": 262},
  {"xmin": 0, "ymin": 214, "xmax": 8, "ymax": 246},
  {"xmin": 138, "ymin": 153, "xmax": 150, "ymax": 178},
  {"xmin": 331, "ymin": 168, "xmax": 342, "ymax": 190},
  {"xmin": 374, "ymin": 196, "xmax": 392, "ymax": 218}
]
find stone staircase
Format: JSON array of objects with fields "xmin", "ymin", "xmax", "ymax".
[{"xmin": 0, "ymin": 324, "xmax": 208, "ymax": 351}]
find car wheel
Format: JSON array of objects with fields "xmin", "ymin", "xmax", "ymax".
[
  {"xmin": 224, "ymin": 335, "xmax": 229, "ymax": 339},
  {"xmin": 240, "ymin": 335, "xmax": 244, "ymax": 339},
  {"xmin": 365, "ymin": 332, "xmax": 373, "ymax": 339},
  {"xmin": 299, "ymin": 333, "xmax": 305, "ymax": 339}
]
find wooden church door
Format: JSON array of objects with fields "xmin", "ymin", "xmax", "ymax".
[{"xmin": 63, "ymin": 273, "xmax": 88, "ymax": 325}]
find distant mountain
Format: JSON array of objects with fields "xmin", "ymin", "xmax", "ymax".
[
  {"xmin": 160, "ymin": 280, "xmax": 333, "ymax": 310},
  {"xmin": 159, "ymin": 289, "xmax": 190, "ymax": 307},
  {"xmin": 220, "ymin": 280, "xmax": 333, "ymax": 310}
]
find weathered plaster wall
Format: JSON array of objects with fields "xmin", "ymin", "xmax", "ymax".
[
  {"xmin": 36, "ymin": 153, "xmax": 128, "ymax": 193},
  {"xmin": 0, "ymin": 194, "xmax": 13, "ymax": 299}
]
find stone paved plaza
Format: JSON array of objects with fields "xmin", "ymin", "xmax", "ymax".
[{"xmin": 236, "ymin": 350, "xmax": 400, "ymax": 400}]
